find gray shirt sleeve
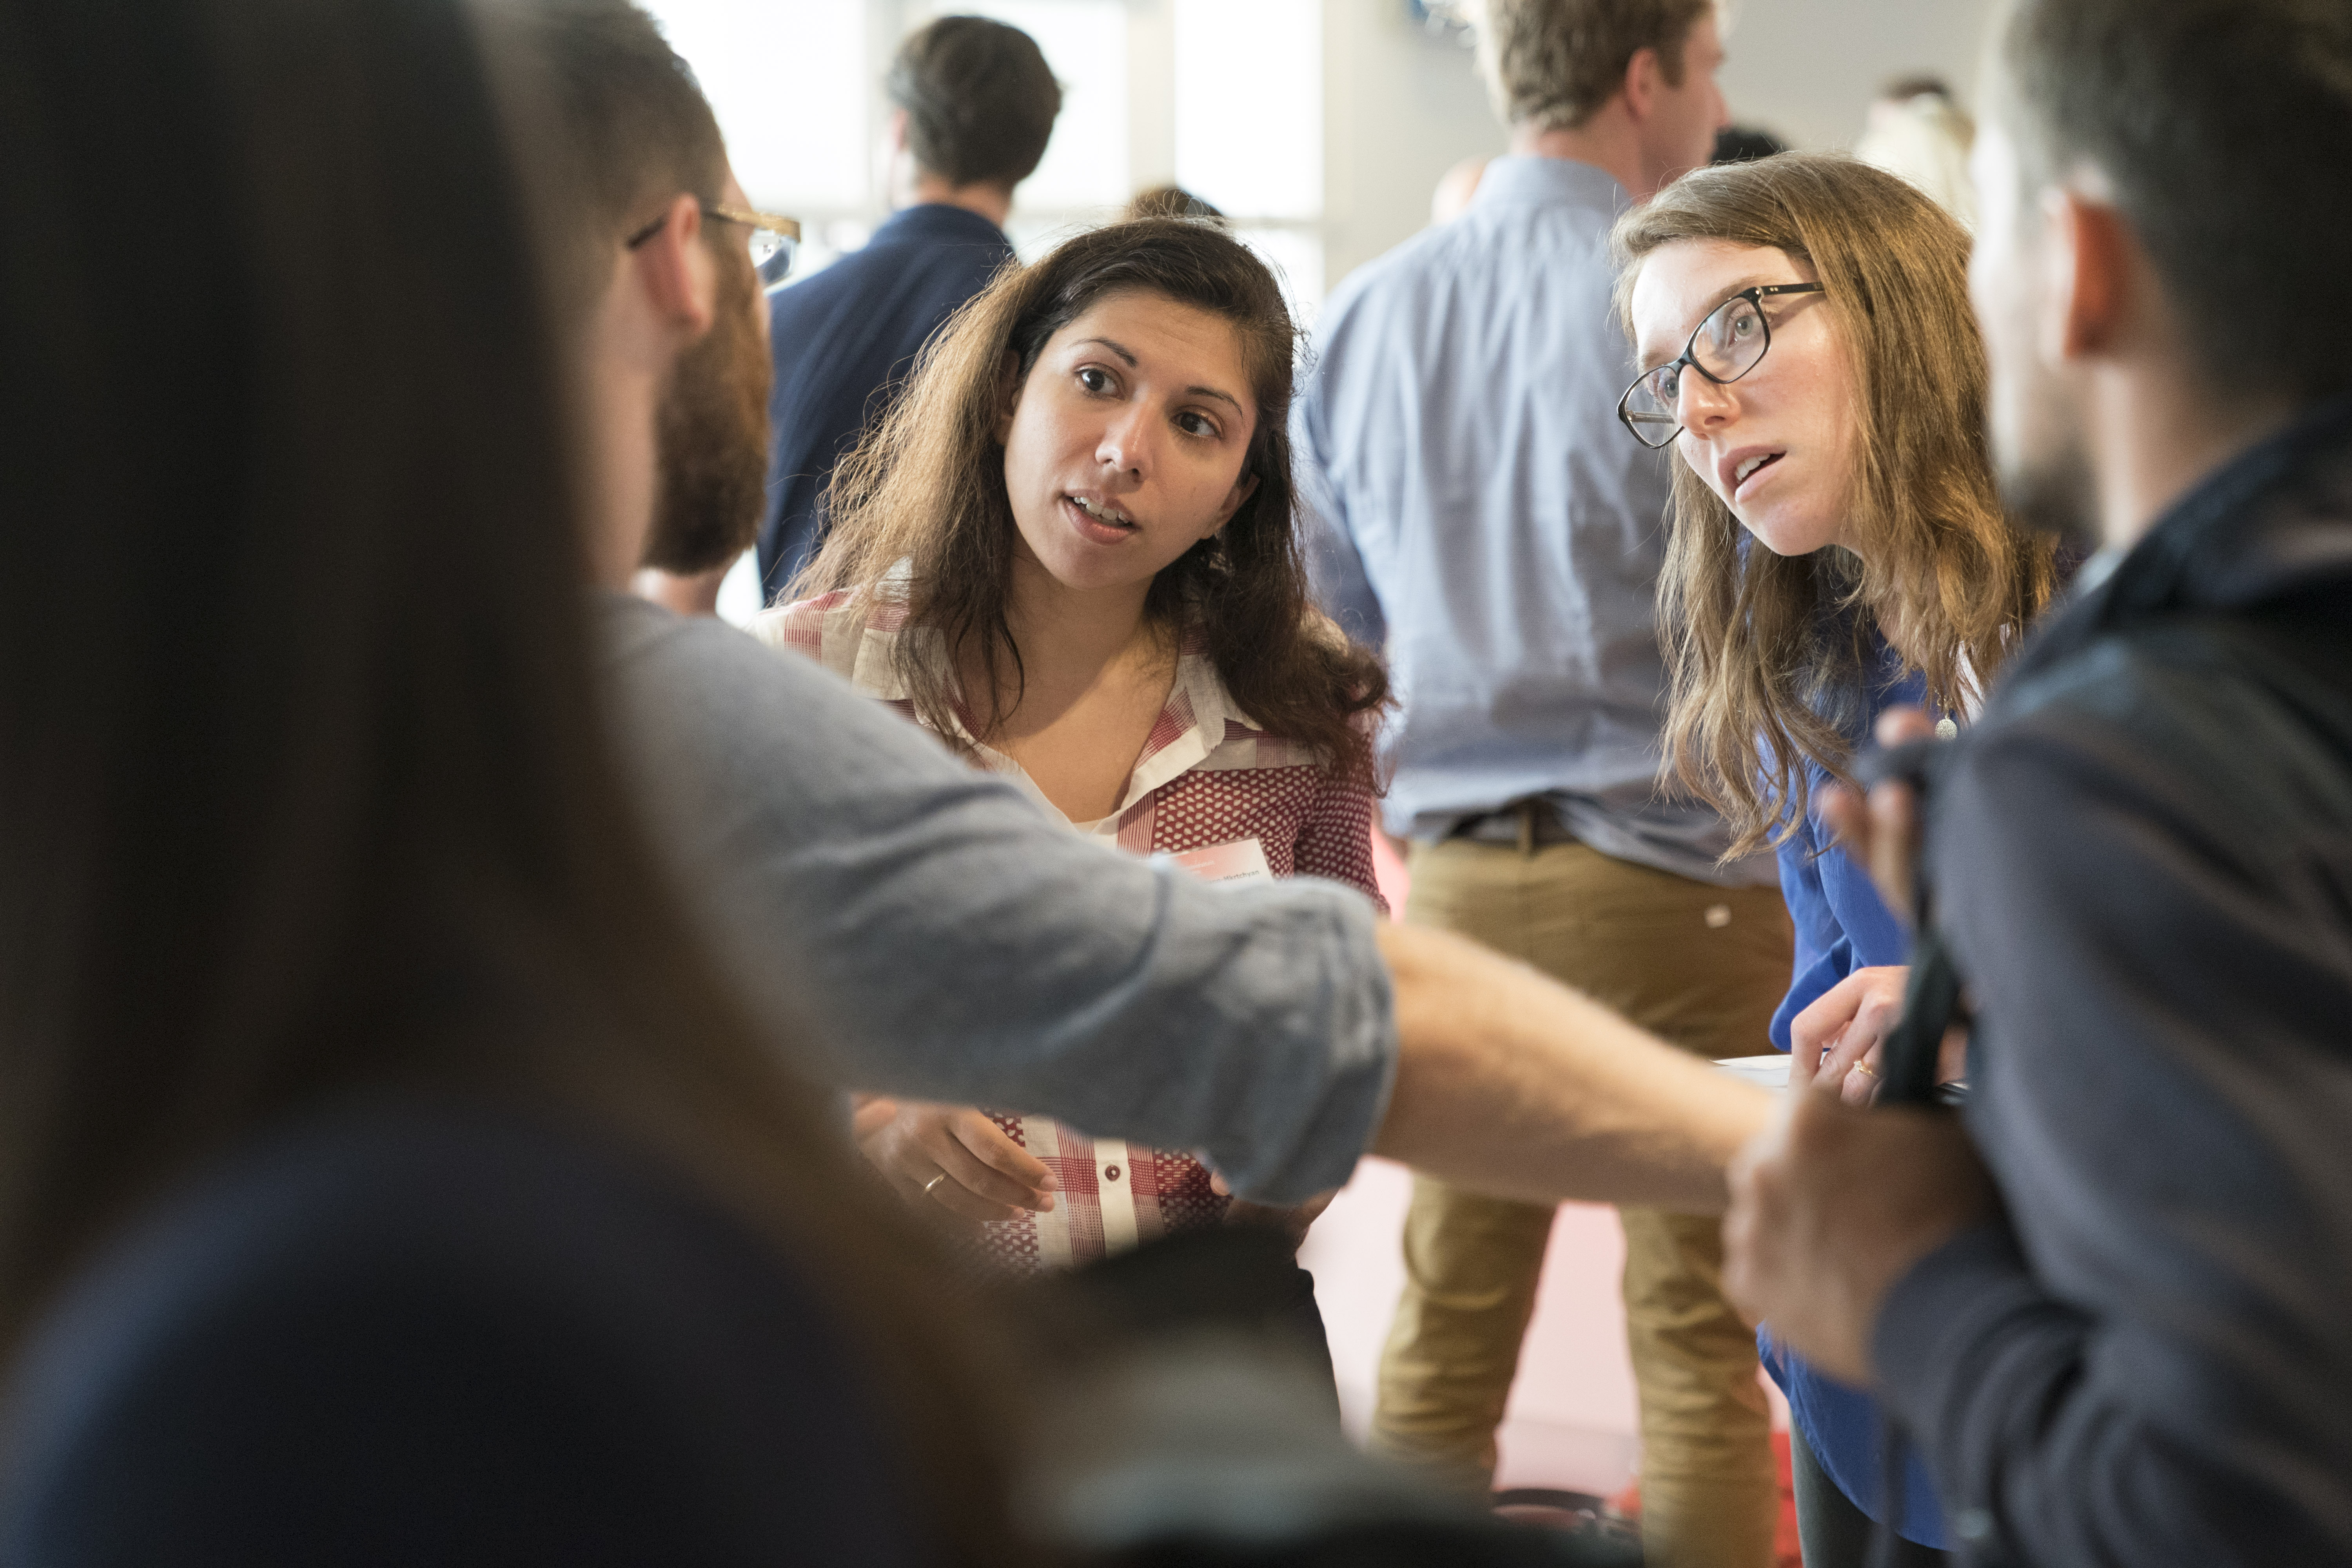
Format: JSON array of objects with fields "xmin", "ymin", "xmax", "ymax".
[{"xmin": 595, "ymin": 594, "xmax": 1397, "ymax": 1203}]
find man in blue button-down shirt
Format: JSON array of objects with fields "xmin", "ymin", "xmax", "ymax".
[{"xmin": 1295, "ymin": 4, "xmax": 1789, "ymax": 1563}]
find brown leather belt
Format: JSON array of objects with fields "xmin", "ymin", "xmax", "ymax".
[{"xmin": 1447, "ymin": 797, "xmax": 1577, "ymax": 855}]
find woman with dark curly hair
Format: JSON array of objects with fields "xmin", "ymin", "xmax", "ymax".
[{"xmin": 758, "ymin": 218, "xmax": 1388, "ymax": 1299}]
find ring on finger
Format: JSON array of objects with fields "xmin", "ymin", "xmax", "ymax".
[
  {"xmin": 1851, "ymin": 1061, "xmax": 1878, "ymax": 1080},
  {"xmin": 923, "ymin": 1172, "xmax": 948, "ymax": 1197}
]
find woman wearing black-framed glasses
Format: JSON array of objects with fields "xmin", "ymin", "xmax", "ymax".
[
  {"xmin": 1616, "ymin": 281, "xmax": 1823, "ymax": 448},
  {"xmin": 1612, "ymin": 154, "xmax": 2058, "ymax": 1568}
]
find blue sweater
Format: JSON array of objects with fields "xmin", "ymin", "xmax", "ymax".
[
  {"xmin": 0, "ymin": 1104, "xmax": 933, "ymax": 1566},
  {"xmin": 1763, "ymin": 652, "xmax": 1949, "ymax": 1550},
  {"xmin": 757, "ymin": 204, "xmax": 1013, "ymax": 595}
]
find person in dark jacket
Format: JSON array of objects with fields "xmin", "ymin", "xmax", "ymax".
[
  {"xmin": 752, "ymin": 15, "xmax": 1060, "ymax": 600},
  {"xmin": 1720, "ymin": 0, "xmax": 2352, "ymax": 1564}
]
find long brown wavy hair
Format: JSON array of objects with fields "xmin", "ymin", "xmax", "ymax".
[
  {"xmin": 795, "ymin": 217, "xmax": 1389, "ymax": 784},
  {"xmin": 1612, "ymin": 154, "xmax": 2056, "ymax": 856}
]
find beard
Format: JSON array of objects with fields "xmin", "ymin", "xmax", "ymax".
[
  {"xmin": 1999, "ymin": 436, "xmax": 2100, "ymax": 556},
  {"xmin": 642, "ymin": 259, "xmax": 772, "ymax": 575},
  {"xmin": 1989, "ymin": 356, "xmax": 2102, "ymax": 555}
]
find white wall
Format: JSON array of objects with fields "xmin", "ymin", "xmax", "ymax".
[
  {"xmin": 1320, "ymin": 3, "xmax": 1506, "ymax": 289},
  {"xmin": 1316, "ymin": 0, "xmax": 2000, "ymax": 296},
  {"xmin": 1717, "ymin": 0, "xmax": 1996, "ymax": 153}
]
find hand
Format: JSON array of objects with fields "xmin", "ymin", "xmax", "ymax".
[
  {"xmin": 1819, "ymin": 706, "xmax": 1938, "ymax": 917},
  {"xmin": 1210, "ymin": 1170, "xmax": 1339, "ymax": 1250},
  {"xmin": 849, "ymin": 1092, "xmax": 900, "ymax": 1142},
  {"xmin": 1722, "ymin": 1079, "xmax": 1996, "ymax": 1385},
  {"xmin": 855, "ymin": 1100, "xmax": 1059, "ymax": 1224},
  {"xmin": 1792, "ymin": 965, "xmax": 1909, "ymax": 1104}
]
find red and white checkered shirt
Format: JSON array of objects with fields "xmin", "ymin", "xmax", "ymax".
[{"xmin": 751, "ymin": 584, "xmax": 1384, "ymax": 1272}]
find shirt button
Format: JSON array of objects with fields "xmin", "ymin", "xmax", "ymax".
[
  {"xmin": 1103, "ymin": 1164, "xmax": 1121, "ymax": 1182},
  {"xmin": 1704, "ymin": 904, "xmax": 1732, "ymax": 928}
]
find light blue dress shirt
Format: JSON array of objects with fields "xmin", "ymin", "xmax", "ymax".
[{"xmin": 1294, "ymin": 155, "xmax": 1772, "ymax": 886}]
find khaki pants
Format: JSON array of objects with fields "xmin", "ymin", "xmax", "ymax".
[{"xmin": 1372, "ymin": 837, "xmax": 1792, "ymax": 1568}]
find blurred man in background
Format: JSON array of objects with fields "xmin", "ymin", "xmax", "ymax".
[
  {"xmin": 1294, "ymin": 2, "xmax": 1787, "ymax": 1562},
  {"xmin": 750, "ymin": 14, "xmax": 1059, "ymax": 602}
]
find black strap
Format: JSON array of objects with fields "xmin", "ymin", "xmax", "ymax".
[
  {"xmin": 1875, "ymin": 925, "xmax": 1964, "ymax": 1109},
  {"xmin": 1871, "ymin": 1425, "xmax": 1912, "ymax": 1568},
  {"xmin": 1867, "ymin": 922, "xmax": 1968, "ymax": 1560}
]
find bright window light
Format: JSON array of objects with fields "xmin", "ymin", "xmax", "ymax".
[
  {"xmin": 1234, "ymin": 226, "xmax": 1325, "ymax": 329},
  {"xmin": 1173, "ymin": 0, "xmax": 1321, "ymax": 222},
  {"xmin": 641, "ymin": 0, "xmax": 869, "ymax": 213}
]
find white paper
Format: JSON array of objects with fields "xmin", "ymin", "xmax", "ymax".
[
  {"xmin": 1714, "ymin": 1054, "xmax": 1793, "ymax": 1089},
  {"xmin": 1164, "ymin": 837, "xmax": 1275, "ymax": 887}
]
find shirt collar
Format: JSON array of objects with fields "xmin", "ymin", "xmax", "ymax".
[
  {"xmin": 1468, "ymin": 154, "xmax": 1632, "ymax": 216},
  {"xmin": 846, "ymin": 576, "xmax": 1247, "ymax": 825},
  {"xmin": 869, "ymin": 202, "xmax": 1012, "ymax": 249},
  {"xmin": 1114, "ymin": 633, "xmax": 1240, "ymax": 812}
]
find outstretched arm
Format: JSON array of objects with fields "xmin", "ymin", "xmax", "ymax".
[{"xmin": 1372, "ymin": 923, "xmax": 1772, "ymax": 1213}]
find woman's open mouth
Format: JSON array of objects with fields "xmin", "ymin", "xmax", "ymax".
[
  {"xmin": 1731, "ymin": 451, "xmax": 1784, "ymax": 501},
  {"xmin": 1063, "ymin": 493, "xmax": 1138, "ymax": 544}
]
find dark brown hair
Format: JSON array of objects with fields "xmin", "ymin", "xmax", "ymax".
[
  {"xmin": 887, "ymin": 15, "xmax": 1062, "ymax": 191},
  {"xmin": 1475, "ymin": 0, "xmax": 1711, "ymax": 131},
  {"xmin": 1613, "ymin": 154, "xmax": 2057, "ymax": 855},
  {"xmin": 1986, "ymin": 0, "xmax": 2352, "ymax": 403},
  {"xmin": 797, "ymin": 218, "xmax": 1389, "ymax": 786},
  {"xmin": 0, "ymin": 0, "xmax": 1012, "ymax": 1556}
]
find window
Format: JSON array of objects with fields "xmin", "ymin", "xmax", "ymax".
[{"xmin": 641, "ymin": 0, "xmax": 1327, "ymax": 313}]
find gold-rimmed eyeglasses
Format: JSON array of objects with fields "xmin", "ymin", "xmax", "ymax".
[{"xmin": 626, "ymin": 200, "xmax": 802, "ymax": 286}]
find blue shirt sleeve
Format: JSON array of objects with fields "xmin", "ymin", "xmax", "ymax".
[
  {"xmin": 1763, "ymin": 748, "xmax": 1941, "ymax": 1548},
  {"xmin": 1769, "ymin": 769, "xmax": 1913, "ymax": 1052},
  {"xmin": 1290, "ymin": 366, "xmax": 1386, "ymax": 650}
]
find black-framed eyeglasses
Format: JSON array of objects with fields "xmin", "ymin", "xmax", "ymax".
[
  {"xmin": 626, "ymin": 200, "xmax": 802, "ymax": 286},
  {"xmin": 1617, "ymin": 282, "xmax": 1825, "ymax": 448}
]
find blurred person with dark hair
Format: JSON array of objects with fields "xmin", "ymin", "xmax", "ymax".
[
  {"xmin": 1122, "ymin": 184, "xmax": 1223, "ymax": 223},
  {"xmin": 1853, "ymin": 74, "xmax": 1975, "ymax": 229},
  {"xmin": 1710, "ymin": 124, "xmax": 1785, "ymax": 164},
  {"xmin": 728, "ymin": 14, "xmax": 1062, "ymax": 606},
  {"xmin": 528, "ymin": 2, "xmax": 1785, "ymax": 1279},
  {"xmin": 1725, "ymin": 1, "xmax": 2352, "ymax": 1563},
  {"xmin": 0, "ymin": 0, "xmax": 1009, "ymax": 1560},
  {"xmin": 1295, "ymin": 1, "xmax": 1791, "ymax": 1559}
]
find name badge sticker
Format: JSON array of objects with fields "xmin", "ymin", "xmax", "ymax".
[{"xmin": 1165, "ymin": 837, "xmax": 1275, "ymax": 886}]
